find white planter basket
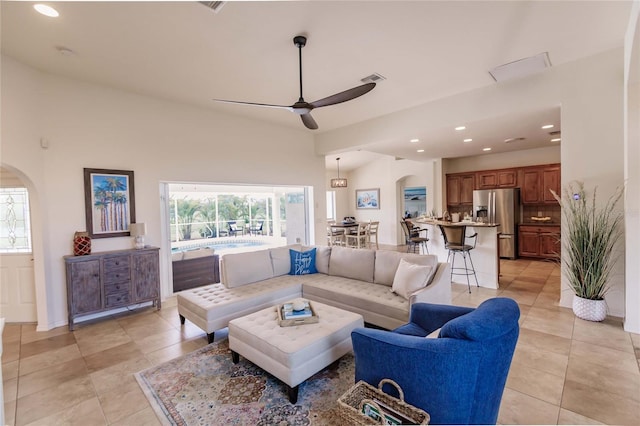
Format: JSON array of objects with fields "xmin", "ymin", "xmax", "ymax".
[{"xmin": 572, "ymin": 295, "xmax": 607, "ymax": 322}]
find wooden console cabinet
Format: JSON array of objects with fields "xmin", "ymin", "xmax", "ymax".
[
  {"xmin": 518, "ymin": 225, "xmax": 560, "ymax": 259},
  {"xmin": 65, "ymin": 247, "xmax": 161, "ymax": 330}
]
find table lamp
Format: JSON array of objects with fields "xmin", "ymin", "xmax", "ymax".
[{"xmin": 130, "ymin": 223, "xmax": 146, "ymax": 249}]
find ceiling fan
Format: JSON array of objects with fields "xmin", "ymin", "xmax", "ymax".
[{"xmin": 213, "ymin": 35, "xmax": 376, "ymax": 130}]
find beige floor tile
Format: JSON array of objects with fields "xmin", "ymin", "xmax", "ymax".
[
  {"xmin": 19, "ymin": 333, "xmax": 77, "ymax": 359},
  {"xmin": 74, "ymin": 328, "xmax": 133, "ymax": 358},
  {"xmin": 2, "ymin": 340, "xmax": 21, "ymax": 364},
  {"xmin": 83, "ymin": 342, "xmax": 145, "ymax": 374},
  {"xmin": 18, "ymin": 344, "xmax": 83, "ymax": 376},
  {"xmin": 517, "ymin": 328, "xmax": 572, "ymax": 356},
  {"xmin": 14, "ymin": 376, "xmax": 96, "ymax": 426},
  {"xmin": 89, "ymin": 356, "xmax": 151, "ymax": 396},
  {"xmin": 499, "ymin": 289, "xmax": 539, "ymax": 306},
  {"xmin": 17, "ymin": 358, "xmax": 89, "ymax": 399},
  {"xmin": 118, "ymin": 311, "xmax": 175, "ymax": 341},
  {"xmin": 566, "ymin": 353, "xmax": 640, "ymax": 402},
  {"xmin": 534, "ymin": 291, "xmax": 561, "ymax": 308},
  {"xmin": 506, "ymin": 362, "xmax": 565, "ymax": 405},
  {"xmin": 557, "ymin": 408, "xmax": 604, "ymax": 425},
  {"xmin": 22, "ymin": 397, "xmax": 107, "ymax": 426},
  {"xmin": 511, "ymin": 344, "xmax": 568, "ymax": 378},
  {"xmin": 561, "ymin": 379, "xmax": 640, "ymax": 425},
  {"xmin": 4, "ymin": 399, "xmax": 16, "ymax": 426},
  {"xmin": 3, "ymin": 360, "xmax": 19, "ymax": 381},
  {"xmin": 134, "ymin": 328, "xmax": 185, "ymax": 354},
  {"xmin": 2, "ymin": 324, "xmax": 22, "ymax": 343},
  {"xmin": 572, "ymin": 316, "xmax": 634, "ymax": 353},
  {"xmin": 570, "ymin": 339, "xmax": 639, "ymax": 373},
  {"xmin": 497, "ymin": 388, "xmax": 560, "ymax": 425},
  {"xmin": 3, "ymin": 377, "xmax": 17, "ymax": 403},
  {"xmin": 521, "ymin": 306, "xmax": 575, "ymax": 339},
  {"xmin": 110, "ymin": 406, "xmax": 162, "ymax": 426},
  {"xmin": 144, "ymin": 338, "xmax": 208, "ymax": 366},
  {"xmin": 98, "ymin": 380, "xmax": 152, "ymax": 423},
  {"xmin": 19, "ymin": 324, "xmax": 71, "ymax": 345}
]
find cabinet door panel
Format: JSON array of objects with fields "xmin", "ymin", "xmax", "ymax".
[
  {"xmin": 132, "ymin": 252, "xmax": 160, "ymax": 302},
  {"xmin": 518, "ymin": 231, "xmax": 540, "ymax": 257},
  {"xmin": 522, "ymin": 170, "xmax": 541, "ymax": 204},
  {"xmin": 542, "ymin": 168, "xmax": 561, "ymax": 203},
  {"xmin": 460, "ymin": 175, "xmax": 475, "ymax": 204},
  {"xmin": 69, "ymin": 260, "xmax": 102, "ymax": 314},
  {"xmin": 477, "ymin": 172, "xmax": 497, "ymax": 189},
  {"xmin": 497, "ymin": 170, "xmax": 517, "ymax": 187},
  {"xmin": 447, "ymin": 175, "xmax": 460, "ymax": 205},
  {"xmin": 540, "ymin": 233, "xmax": 561, "ymax": 258}
]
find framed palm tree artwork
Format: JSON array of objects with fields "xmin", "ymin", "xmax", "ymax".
[{"xmin": 84, "ymin": 168, "xmax": 136, "ymax": 238}]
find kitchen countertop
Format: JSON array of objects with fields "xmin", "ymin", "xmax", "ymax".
[{"xmin": 415, "ymin": 219, "xmax": 500, "ymax": 228}]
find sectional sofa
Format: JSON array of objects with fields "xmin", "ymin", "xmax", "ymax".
[{"xmin": 177, "ymin": 244, "xmax": 452, "ymax": 343}]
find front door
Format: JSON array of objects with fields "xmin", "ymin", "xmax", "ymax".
[{"xmin": 0, "ymin": 184, "xmax": 37, "ymax": 322}]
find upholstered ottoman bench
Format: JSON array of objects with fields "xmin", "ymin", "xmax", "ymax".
[{"xmin": 228, "ymin": 301, "xmax": 364, "ymax": 403}]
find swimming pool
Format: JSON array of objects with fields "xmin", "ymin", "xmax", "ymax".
[{"xmin": 171, "ymin": 237, "xmax": 285, "ymax": 255}]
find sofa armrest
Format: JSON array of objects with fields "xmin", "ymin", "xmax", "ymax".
[{"xmin": 409, "ymin": 262, "xmax": 451, "ymax": 306}]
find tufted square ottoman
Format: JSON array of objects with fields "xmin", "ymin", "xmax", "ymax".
[{"xmin": 228, "ymin": 301, "xmax": 364, "ymax": 404}]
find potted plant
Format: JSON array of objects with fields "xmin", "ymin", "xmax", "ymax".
[{"xmin": 551, "ymin": 182, "xmax": 623, "ymax": 321}]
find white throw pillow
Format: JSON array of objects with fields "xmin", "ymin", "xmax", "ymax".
[{"xmin": 391, "ymin": 258, "xmax": 433, "ymax": 299}]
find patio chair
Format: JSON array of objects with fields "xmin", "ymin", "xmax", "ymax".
[
  {"xmin": 227, "ymin": 221, "xmax": 244, "ymax": 237},
  {"xmin": 249, "ymin": 220, "xmax": 264, "ymax": 235}
]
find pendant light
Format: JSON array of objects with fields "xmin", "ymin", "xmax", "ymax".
[{"xmin": 330, "ymin": 157, "xmax": 348, "ymax": 188}]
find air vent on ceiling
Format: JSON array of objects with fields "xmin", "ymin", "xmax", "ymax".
[
  {"xmin": 548, "ymin": 130, "xmax": 561, "ymax": 136},
  {"xmin": 199, "ymin": 1, "xmax": 226, "ymax": 13},
  {"xmin": 361, "ymin": 73, "xmax": 386, "ymax": 84},
  {"xmin": 504, "ymin": 137, "xmax": 526, "ymax": 143},
  {"xmin": 489, "ymin": 52, "xmax": 551, "ymax": 82}
]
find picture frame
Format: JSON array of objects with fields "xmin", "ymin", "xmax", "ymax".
[
  {"xmin": 84, "ymin": 168, "xmax": 136, "ymax": 238},
  {"xmin": 356, "ymin": 188, "xmax": 380, "ymax": 210}
]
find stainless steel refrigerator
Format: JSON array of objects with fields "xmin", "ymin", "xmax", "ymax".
[{"xmin": 473, "ymin": 188, "xmax": 520, "ymax": 259}]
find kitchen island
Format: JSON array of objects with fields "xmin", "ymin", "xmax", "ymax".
[{"xmin": 415, "ymin": 219, "xmax": 500, "ymax": 289}]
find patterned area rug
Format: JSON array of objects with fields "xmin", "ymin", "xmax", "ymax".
[{"xmin": 135, "ymin": 338, "xmax": 356, "ymax": 425}]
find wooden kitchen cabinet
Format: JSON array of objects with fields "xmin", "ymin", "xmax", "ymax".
[
  {"xmin": 476, "ymin": 169, "xmax": 517, "ymax": 189},
  {"xmin": 65, "ymin": 247, "xmax": 161, "ymax": 330},
  {"xmin": 446, "ymin": 173, "xmax": 475, "ymax": 206},
  {"xmin": 518, "ymin": 225, "xmax": 560, "ymax": 259},
  {"xmin": 521, "ymin": 164, "xmax": 561, "ymax": 204}
]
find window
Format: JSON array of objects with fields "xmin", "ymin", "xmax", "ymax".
[
  {"xmin": 326, "ymin": 191, "xmax": 336, "ymax": 221},
  {"xmin": 0, "ymin": 187, "xmax": 32, "ymax": 253}
]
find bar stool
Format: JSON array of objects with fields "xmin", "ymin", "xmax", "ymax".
[{"xmin": 438, "ymin": 224, "xmax": 478, "ymax": 293}]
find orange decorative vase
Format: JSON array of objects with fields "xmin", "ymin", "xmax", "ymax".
[{"xmin": 73, "ymin": 231, "xmax": 91, "ymax": 256}]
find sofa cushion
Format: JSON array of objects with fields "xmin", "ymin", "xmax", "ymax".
[
  {"xmin": 391, "ymin": 258, "xmax": 433, "ymax": 299},
  {"xmin": 221, "ymin": 249, "xmax": 274, "ymax": 288},
  {"xmin": 329, "ymin": 246, "xmax": 375, "ymax": 283},
  {"xmin": 289, "ymin": 248, "xmax": 318, "ymax": 275},
  {"xmin": 374, "ymin": 251, "xmax": 439, "ymax": 286},
  {"xmin": 270, "ymin": 244, "xmax": 302, "ymax": 276},
  {"xmin": 303, "ymin": 245, "xmax": 331, "ymax": 275}
]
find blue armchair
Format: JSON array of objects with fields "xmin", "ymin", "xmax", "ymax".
[{"xmin": 351, "ymin": 298, "xmax": 520, "ymax": 425}]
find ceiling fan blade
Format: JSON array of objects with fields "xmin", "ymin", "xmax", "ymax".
[
  {"xmin": 310, "ymin": 82, "xmax": 376, "ymax": 109},
  {"xmin": 213, "ymin": 99, "xmax": 293, "ymax": 111},
  {"xmin": 301, "ymin": 113, "xmax": 318, "ymax": 130}
]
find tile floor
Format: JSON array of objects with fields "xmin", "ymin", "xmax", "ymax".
[{"xmin": 2, "ymin": 254, "xmax": 640, "ymax": 425}]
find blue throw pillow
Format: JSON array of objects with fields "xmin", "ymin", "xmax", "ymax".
[{"xmin": 289, "ymin": 248, "xmax": 318, "ymax": 275}]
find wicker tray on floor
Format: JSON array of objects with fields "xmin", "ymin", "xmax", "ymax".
[{"xmin": 337, "ymin": 379, "xmax": 430, "ymax": 425}]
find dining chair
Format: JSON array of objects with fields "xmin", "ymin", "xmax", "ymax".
[
  {"xmin": 345, "ymin": 222, "xmax": 369, "ymax": 249},
  {"xmin": 367, "ymin": 220, "xmax": 379, "ymax": 249},
  {"xmin": 327, "ymin": 222, "xmax": 345, "ymax": 246}
]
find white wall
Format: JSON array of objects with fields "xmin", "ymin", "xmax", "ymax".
[
  {"xmin": 444, "ymin": 145, "xmax": 561, "ymax": 174},
  {"xmin": 1, "ymin": 56, "xmax": 325, "ymax": 330},
  {"xmin": 317, "ymin": 48, "xmax": 628, "ymax": 317}
]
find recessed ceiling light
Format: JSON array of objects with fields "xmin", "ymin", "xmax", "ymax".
[
  {"xmin": 550, "ymin": 138, "xmax": 561, "ymax": 142},
  {"xmin": 463, "ymin": 138, "xmax": 473, "ymax": 143},
  {"xmin": 455, "ymin": 126, "xmax": 466, "ymax": 131},
  {"xmin": 483, "ymin": 148, "xmax": 492, "ymax": 151},
  {"xmin": 34, "ymin": 4, "xmax": 59, "ymax": 17},
  {"xmin": 410, "ymin": 139, "xmax": 419, "ymax": 143},
  {"xmin": 417, "ymin": 149, "xmax": 425, "ymax": 153},
  {"xmin": 541, "ymin": 124, "xmax": 554, "ymax": 129}
]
